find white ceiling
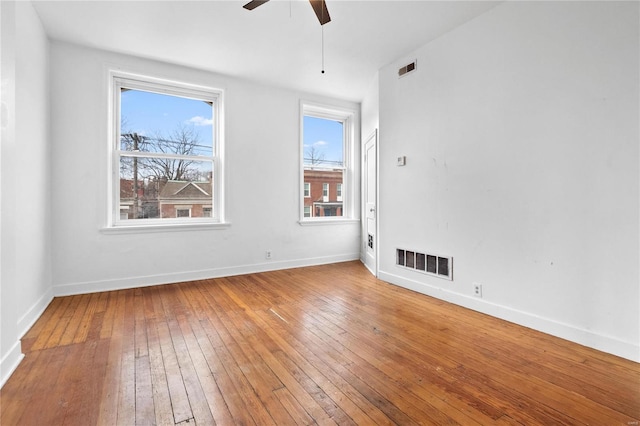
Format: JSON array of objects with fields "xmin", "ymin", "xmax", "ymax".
[{"xmin": 32, "ymin": 0, "xmax": 500, "ymax": 102}]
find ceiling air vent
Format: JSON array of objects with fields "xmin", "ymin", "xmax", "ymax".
[{"xmin": 398, "ymin": 60, "xmax": 417, "ymax": 77}]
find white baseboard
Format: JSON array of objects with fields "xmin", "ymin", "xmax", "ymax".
[
  {"xmin": 378, "ymin": 270, "xmax": 640, "ymax": 363},
  {"xmin": 17, "ymin": 287, "xmax": 54, "ymax": 339},
  {"xmin": 1, "ymin": 288, "xmax": 54, "ymax": 388},
  {"xmin": 53, "ymin": 253, "xmax": 360, "ymax": 297},
  {"xmin": 0, "ymin": 341, "xmax": 24, "ymax": 388}
]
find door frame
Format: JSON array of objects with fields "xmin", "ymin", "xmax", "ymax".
[{"xmin": 362, "ymin": 129, "xmax": 378, "ymax": 276}]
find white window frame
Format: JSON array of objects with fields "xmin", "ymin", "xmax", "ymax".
[
  {"xmin": 300, "ymin": 101, "xmax": 356, "ymax": 223},
  {"xmin": 107, "ymin": 70, "xmax": 226, "ymax": 231},
  {"xmin": 304, "ymin": 182, "xmax": 311, "ymax": 198},
  {"xmin": 322, "ymin": 183, "xmax": 329, "ymax": 202},
  {"xmin": 336, "ymin": 183, "xmax": 342, "ymax": 202}
]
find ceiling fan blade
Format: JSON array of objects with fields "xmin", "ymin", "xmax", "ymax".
[
  {"xmin": 243, "ymin": 0, "xmax": 269, "ymax": 11},
  {"xmin": 309, "ymin": 0, "xmax": 331, "ymax": 25}
]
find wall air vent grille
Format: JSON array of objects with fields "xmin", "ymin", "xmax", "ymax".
[
  {"xmin": 396, "ymin": 248, "xmax": 452, "ymax": 280},
  {"xmin": 398, "ymin": 60, "xmax": 417, "ymax": 77}
]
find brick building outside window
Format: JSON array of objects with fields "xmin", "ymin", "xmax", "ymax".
[{"xmin": 303, "ymin": 169, "xmax": 343, "ymax": 217}]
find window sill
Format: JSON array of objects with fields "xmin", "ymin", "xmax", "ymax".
[
  {"xmin": 101, "ymin": 221, "xmax": 231, "ymax": 234},
  {"xmin": 298, "ymin": 218, "xmax": 360, "ymax": 226}
]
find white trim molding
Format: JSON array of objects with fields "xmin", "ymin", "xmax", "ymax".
[
  {"xmin": 0, "ymin": 341, "xmax": 24, "ymax": 389},
  {"xmin": 53, "ymin": 254, "xmax": 360, "ymax": 297},
  {"xmin": 378, "ymin": 269, "xmax": 640, "ymax": 363}
]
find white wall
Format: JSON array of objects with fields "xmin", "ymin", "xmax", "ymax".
[
  {"xmin": 361, "ymin": 72, "xmax": 379, "ymax": 144},
  {"xmin": 378, "ymin": 1, "xmax": 639, "ymax": 361},
  {"xmin": 49, "ymin": 42, "xmax": 360, "ymax": 295},
  {"xmin": 1, "ymin": 0, "xmax": 52, "ymax": 386}
]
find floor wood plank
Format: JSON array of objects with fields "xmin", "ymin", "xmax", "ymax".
[{"xmin": 2, "ymin": 261, "xmax": 638, "ymax": 425}]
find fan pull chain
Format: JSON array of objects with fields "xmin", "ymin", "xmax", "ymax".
[
  {"xmin": 321, "ymin": 0, "xmax": 326, "ymax": 74},
  {"xmin": 321, "ymin": 25, "xmax": 325, "ymax": 74}
]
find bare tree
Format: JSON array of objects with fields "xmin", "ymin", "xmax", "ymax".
[
  {"xmin": 305, "ymin": 145, "xmax": 326, "ymax": 166},
  {"xmin": 121, "ymin": 124, "xmax": 206, "ymax": 181},
  {"xmin": 142, "ymin": 125, "xmax": 201, "ymax": 181}
]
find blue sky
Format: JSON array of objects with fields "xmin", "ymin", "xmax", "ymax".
[
  {"xmin": 303, "ymin": 116, "xmax": 344, "ymax": 167},
  {"xmin": 121, "ymin": 89, "xmax": 214, "ymax": 156},
  {"xmin": 121, "ymin": 89, "xmax": 343, "ymax": 164}
]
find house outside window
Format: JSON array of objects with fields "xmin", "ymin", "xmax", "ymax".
[
  {"xmin": 301, "ymin": 102, "xmax": 354, "ymax": 221},
  {"xmin": 109, "ymin": 71, "xmax": 224, "ymax": 228}
]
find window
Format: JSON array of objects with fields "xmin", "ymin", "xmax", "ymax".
[
  {"xmin": 301, "ymin": 102, "xmax": 354, "ymax": 221},
  {"xmin": 176, "ymin": 208, "xmax": 191, "ymax": 218},
  {"xmin": 110, "ymin": 71, "xmax": 224, "ymax": 228}
]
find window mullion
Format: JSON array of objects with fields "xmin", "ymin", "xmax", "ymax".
[{"xmin": 119, "ymin": 151, "xmax": 213, "ymax": 162}]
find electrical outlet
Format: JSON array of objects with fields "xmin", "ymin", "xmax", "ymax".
[
  {"xmin": 265, "ymin": 250, "xmax": 272, "ymax": 260},
  {"xmin": 473, "ymin": 283, "xmax": 482, "ymax": 298}
]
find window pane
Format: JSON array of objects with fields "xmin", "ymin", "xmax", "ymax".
[
  {"xmin": 120, "ymin": 89, "xmax": 214, "ymax": 157},
  {"xmin": 119, "ymin": 158, "xmax": 213, "ymax": 220},
  {"xmin": 303, "ymin": 169, "xmax": 343, "ymax": 218},
  {"xmin": 303, "ymin": 116, "xmax": 343, "ymax": 168}
]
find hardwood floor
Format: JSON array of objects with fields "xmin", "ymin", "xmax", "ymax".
[{"xmin": 1, "ymin": 261, "xmax": 638, "ymax": 425}]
